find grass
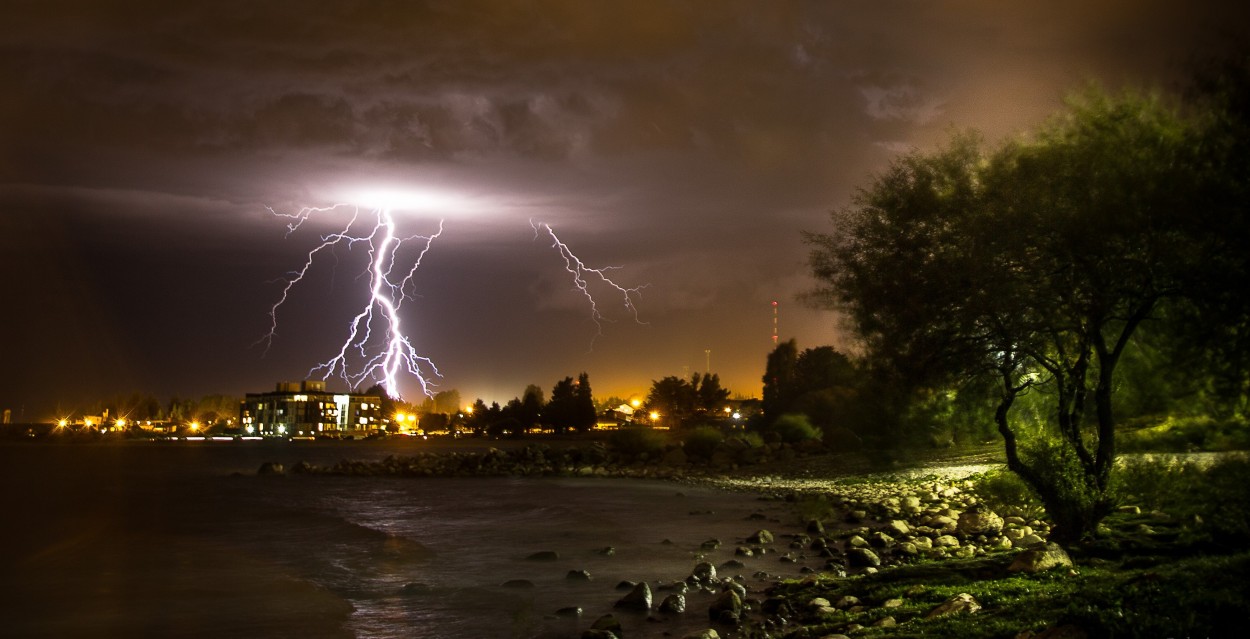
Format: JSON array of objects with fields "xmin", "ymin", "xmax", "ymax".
[
  {"xmin": 764, "ymin": 455, "xmax": 1250, "ymax": 638},
  {"xmin": 770, "ymin": 537, "xmax": 1249, "ymax": 638}
]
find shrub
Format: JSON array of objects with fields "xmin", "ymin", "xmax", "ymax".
[
  {"xmin": 771, "ymin": 413, "xmax": 823, "ymax": 444},
  {"xmin": 681, "ymin": 426, "xmax": 725, "ymax": 461},
  {"xmin": 972, "ymin": 467, "xmax": 1045, "ymax": 520},
  {"xmin": 608, "ymin": 427, "xmax": 668, "ymax": 459}
]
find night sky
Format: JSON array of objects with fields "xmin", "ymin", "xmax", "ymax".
[{"xmin": 2, "ymin": 1, "xmax": 1246, "ymax": 420}]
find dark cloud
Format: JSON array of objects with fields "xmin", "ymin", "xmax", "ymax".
[{"xmin": 2, "ymin": 0, "xmax": 1247, "ymax": 416}]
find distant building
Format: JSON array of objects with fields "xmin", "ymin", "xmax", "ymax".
[{"xmin": 239, "ymin": 380, "xmax": 382, "ymax": 437}]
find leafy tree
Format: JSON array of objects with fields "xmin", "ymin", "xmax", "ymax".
[
  {"xmin": 545, "ymin": 373, "xmax": 597, "ymax": 432},
  {"xmin": 807, "ymin": 87, "xmax": 1241, "ymax": 543},
  {"xmin": 644, "ymin": 376, "xmax": 697, "ymax": 427},
  {"xmin": 761, "ymin": 339, "xmax": 798, "ymax": 419},
  {"xmin": 691, "ymin": 372, "xmax": 730, "ymax": 414}
]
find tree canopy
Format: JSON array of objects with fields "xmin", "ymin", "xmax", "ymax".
[{"xmin": 806, "ymin": 85, "xmax": 1247, "ymax": 542}]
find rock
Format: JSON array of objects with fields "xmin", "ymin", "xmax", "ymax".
[
  {"xmin": 580, "ymin": 631, "xmax": 617, "ymax": 639},
  {"xmin": 615, "ymin": 581, "xmax": 653, "ymax": 610},
  {"xmin": 847, "ymin": 534, "xmax": 870, "ymax": 548},
  {"xmin": 257, "ymin": 462, "xmax": 285, "ymax": 475},
  {"xmin": 662, "ymin": 447, "xmax": 689, "ymax": 466},
  {"xmin": 806, "ymin": 519, "xmax": 826, "ymax": 534},
  {"xmin": 707, "ymin": 589, "xmax": 743, "ymax": 623},
  {"xmin": 566, "ymin": 569, "xmax": 592, "ymax": 581},
  {"xmin": 847, "ymin": 548, "xmax": 881, "ymax": 567},
  {"xmin": 925, "ymin": 592, "xmax": 981, "ymax": 619},
  {"xmin": 734, "ymin": 546, "xmax": 754, "ymax": 557},
  {"xmin": 701, "ymin": 538, "xmax": 721, "ymax": 551},
  {"xmin": 720, "ymin": 559, "xmax": 745, "ymax": 569},
  {"xmin": 869, "ymin": 531, "xmax": 895, "ymax": 547},
  {"xmin": 598, "ymin": 546, "xmax": 616, "ymax": 556},
  {"xmin": 555, "ymin": 606, "xmax": 583, "ymax": 618},
  {"xmin": 835, "ymin": 595, "xmax": 860, "ymax": 609},
  {"xmin": 928, "ymin": 515, "xmax": 958, "ymax": 533},
  {"xmin": 886, "ymin": 519, "xmax": 911, "ymax": 536},
  {"xmin": 526, "ymin": 550, "xmax": 559, "ymax": 561},
  {"xmin": 912, "ymin": 536, "xmax": 933, "ymax": 550},
  {"xmin": 1005, "ymin": 526, "xmax": 1032, "ymax": 542},
  {"xmin": 958, "ymin": 508, "xmax": 1005, "ymax": 535},
  {"xmin": 660, "ymin": 593, "xmax": 687, "ymax": 613},
  {"xmin": 747, "ymin": 529, "xmax": 774, "ymax": 544},
  {"xmin": 808, "ymin": 597, "xmax": 831, "ymax": 608},
  {"xmin": 616, "ymin": 580, "xmax": 637, "ymax": 591},
  {"xmin": 501, "ymin": 579, "xmax": 535, "ymax": 589},
  {"xmin": 590, "ymin": 613, "xmax": 623, "ymax": 635},
  {"xmin": 681, "ymin": 631, "xmax": 720, "ymax": 639},
  {"xmin": 1009, "ymin": 542, "xmax": 1073, "ymax": 573},
  {"xmin": 934, "ymin": 534, "xmax": 961, "ymax": 547},
  {"xmin": 692, "ymin": 561, "xmax": 717, "ymax": 583},
  {"xmin": 1020, "ymin": 533, "xmax": 1046, "ymax": 546},
  {"xmin": 873, "ymin": 616, "xmax": 897, "ymax": 627},
  {"xmin": 897, "ymin": 542, "xmax": 919, "ymax": 556}
]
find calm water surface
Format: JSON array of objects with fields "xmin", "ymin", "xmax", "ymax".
[{"xmin": 0, "ymin": 440, "xmax": 809, "ymax": 638}]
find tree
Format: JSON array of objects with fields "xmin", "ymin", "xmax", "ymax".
[
  {"xmin": 807, "ymin": 87, "xmax": 1237, "ymax": 543},
  {"xmin": 545, "ymin": 373, "xmax": 597, "ymax": 432},
  {"xmin": 691, "ymin": 372, "xmax": 730, "ymax": 414},
  {"xmin": 761, "ymin": 339, "xmax": 798, "ymax": 419},
  {"xmin": 644, "ymin": 376, "xmax": 697, "ymax": 427}
]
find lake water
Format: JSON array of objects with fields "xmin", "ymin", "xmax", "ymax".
[{"xmin": 0, "ymin": 440, "xmax": 815, "ymax": 638}]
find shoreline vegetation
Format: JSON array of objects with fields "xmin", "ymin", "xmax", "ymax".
[{"xmin": 252, "ymin": 437, "xmax": 1247, "ymax": 639}]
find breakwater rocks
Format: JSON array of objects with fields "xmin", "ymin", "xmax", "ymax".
[{"xmin": 257, "ymin": 440, "xmax": 825, "ymax": 480}]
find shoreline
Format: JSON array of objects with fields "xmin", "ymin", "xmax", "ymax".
[{"xmin": 256, "ymin": 443, "xmax": 1029, "ymax": 639}]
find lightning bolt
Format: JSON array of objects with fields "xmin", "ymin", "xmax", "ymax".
[
  {"xmin": 531, "ymin": 219, "xmax": 648, "ymax": 344},
  {"xmin": 260, "ymin": 204, "xmax": 442, "ymax": 399},
  {"xmin": 260, "ymin": 206, "xmax": 646, "ymax": 400}
]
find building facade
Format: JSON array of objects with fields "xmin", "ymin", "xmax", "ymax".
[{"xmin": 239, "ymin": 380, "xmax": 382, "ymax": 437}]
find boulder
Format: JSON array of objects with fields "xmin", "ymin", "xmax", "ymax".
[
  {"xmin": 886, "ymin": 519, "xmax": 911, "ymax": 536},
  {"xmin": 925, "ymin": 592, "xmax": 981, "ymax": 619},
  {"xmin": 1008, "ymin": 542, "xmax": 1073, "ymax": 573},
  {"xmin": 934, "ymin": 534, "xmax": 961, "ymax": 548},
  {"xmin": 615, "ymin": 581, "xmax": 653, "ymax": 610},
  {"xmin": 590, "ymin": 613, "xmax": 623, "ymax": 634},
  {"xmin": 681, "ymin": 631, "xmax": 721, "ymax": 639},
  {"xmin": 660, "ymin": 593, "xmax": 687, "ymax": 614},
  {"xmin": 747, "ymin": 529, "xmax": 774, "ymax": 544},
  {"xmin": 525, "ymin": 550, "xmax": 559, "ymax": 561},
  {"xmin": 257, "ymin": 462, "xmax": 285, "ymax": 476},
  {"xmin": 566, "ymin": 569, "xmax": 592, "ymax": 581},
  {"xmin": 707, "ymin": 589, "xmax": 743, "ymax": 623},
  {"xmin": 847, "ymin": 547, "xmax": 881, "ymax": 567},
  {"xmin": 957, "ymin": 508, "xmax": 1005, "ymax": 536},
  {"xmin": 691, "ymin": 561, "xmax": 717, "ymax": 583},
  {"xmin": 555, "ymin": 606, "xmax": 583, "ymax": 618}
]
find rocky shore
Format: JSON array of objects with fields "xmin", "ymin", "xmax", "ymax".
[{"xmin": 254, "ymin": 440, "xmax": 1105, "ymax": 638}]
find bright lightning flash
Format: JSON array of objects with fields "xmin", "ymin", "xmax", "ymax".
[
  {"xmin": 261, "ymin": 204, "xmax": 443, "ymax": 399},
  {"xmin": 260, "ymin": 206, "xmax": 647, "ymax": 401}
]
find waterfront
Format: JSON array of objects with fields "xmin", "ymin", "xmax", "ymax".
[{"xmin": 0, "ymin": 440, "xmax": 813, "ymax": 638}]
